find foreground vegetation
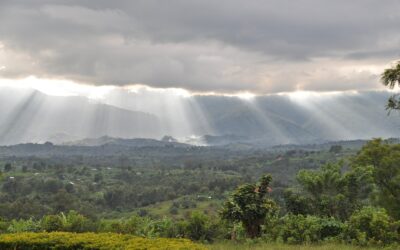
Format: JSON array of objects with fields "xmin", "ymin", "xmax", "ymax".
[
  {"xmin": 209, "ymin": 242, "xmax": 389, "ymax": 250},
  {"xmin": 0, "ymin": 232, "xmax": 390, "ymax": 250},
  {"xmin": 0, "ymin": 232, "xmax": 205, "ymax": 250},
  {"xmin": 0, "ymin": 139, "xmax": 399, "ymax": 249}
]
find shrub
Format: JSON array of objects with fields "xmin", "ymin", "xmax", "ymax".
[
  {"xmin": 7, "ymin": 218, "xmax": 41, "ymax": 233},
  {"xmin": 41, "ymin": 215, "xmax": 64, "ymax": 232},
  {"xmin": 121, "ymin": 215, "xmax": 154, "ymax": 236},
  {"xmin": 0, "ymin": 218, "xmax": 10, "ymax": 233},
  {"xmin": 267, "ymin": 214, "xmax": 344, "ymax": 244},
  {"xmin": 343, "ymin": 206, "xmax": 400, "ymax": 246},
  {"xmin": 151, "ymin": 217, "xmax": 180, "ymax": 238},
  {"xmin": 62, "ymin": 211, "xmax": 95, "ymax": 233},
  {"xmin": 0, "ymin": 232, "xmax": 206, "ymax": 250},
  {"xmin": 183, "ymin": 212, "xmax": 216, "ymax": 242}
]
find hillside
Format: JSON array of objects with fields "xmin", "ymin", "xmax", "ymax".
[
  {"xmin": 1, "ymin": 88, "xmax": 400, "ymax": 146},
  {"xmin": 0, "ymin": 88, "xmax": 162, "ymax": 145}
]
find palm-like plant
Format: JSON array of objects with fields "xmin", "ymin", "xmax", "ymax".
[{"xmin": 381, "ymin": 61, "xmax": 400, "ymax": 111}]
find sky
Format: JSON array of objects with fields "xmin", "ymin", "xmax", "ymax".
[{"xmin": 0, "ymin": 0, "xmax": 400, "ymax": 95}]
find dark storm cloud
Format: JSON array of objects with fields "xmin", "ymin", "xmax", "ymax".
[{"xmin": 0, "ymin": 0, "xmax": 399, "ymax": 93}]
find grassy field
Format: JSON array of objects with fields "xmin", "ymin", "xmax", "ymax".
[{"xmin": 208, "ymin": 242, "xmax": 390, "ymax": 250}]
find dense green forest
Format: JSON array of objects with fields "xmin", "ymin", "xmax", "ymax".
[
  {"xmin": 0, "ymin": 141, "xmax": 351, "ymax": 219},
  {"xmin": 0, "ymin": 139, "xmax": 399, "ymax": 249}
]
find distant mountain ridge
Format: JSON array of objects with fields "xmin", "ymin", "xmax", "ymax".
[
  {"xmin": 0, "ymin": 88, "xmax": 162, "ymax": 145},
  {"xmin": 192, "ymin": 91, "xmax": 400, "ymax": 145},
  {"xmin": 63, "ymin": 135, "xmax": 188, "ymax": 148},
  {"xmin": 1, "ymin": 87, "xmax": 400, "ymax": 146}
]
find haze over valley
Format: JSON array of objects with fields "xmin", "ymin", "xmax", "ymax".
[{"xmin": 0, "ymin": 86, "xmax": 399, "ymax": 146}]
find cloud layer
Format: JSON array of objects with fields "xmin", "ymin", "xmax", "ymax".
[{"xmin": 1, "ymin": 0, "xmax": 399, "ymax": 93}]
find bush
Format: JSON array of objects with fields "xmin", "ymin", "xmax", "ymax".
[
  {"xmin": 343, "ymin": 206, "xmax": 400, "ymax": 246},
  {"xmin": 0, "ymin": 232, "xmax": 206, "ymax": 250},
  {"xmin": 183, "ymin": 212, "xmax": 217, "ymax": 242},
  {"xmin": 120, "ymin": 215, "xmax": 155, "ymax": 236},
  {"xmin": 0, "ymin": 218, "xmax": 10, "ymax": 233},
  {"xmin": 266, "ymin": 214, "xmax": 343, "ymax": 244},
  {"xmin": 7, "ymin": 219, "xmax": 41, "ymax": 233},
  {"xmin": 62, "ymin": 211, "xmax": 95, "ymax": 233},
  {"xmin": 41, "ymin": 215, "xmax": 64, "ymax": 232}
]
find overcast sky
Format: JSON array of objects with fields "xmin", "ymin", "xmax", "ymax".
[{"xmin": 0, "ymin": 0, "xmax": 399, "ymax": 94}]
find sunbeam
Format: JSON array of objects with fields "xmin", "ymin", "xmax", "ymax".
[{"xmin": 1, "ymin": 79, "xmax": 400, "ymax": 145}]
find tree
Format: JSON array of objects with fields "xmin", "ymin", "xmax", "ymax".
[
  {"xmin": 381, "ymin": 61, "xmax": 400, "ymax": 111},
  {"xmin": 4, "ymin": 163, "xmax": 12, "ymax": 172},
  {"xmin": 41, "ymin": 215, "xmax": 64, "ymax": 232},
  {"xmin": 343, "ymin": 206, "xmax": 399, "ymax": 245},
  {"xmin": 221, "ymin": 174, "xmax": 277, "ymax": 238},
  {"xmin": 94, "ymin": 173, "xmax": 103, "ymax": 183},
  {"xmin": 287, "ymin": 163, "xmax": 372, "ymax": 220},
  {"xmin": 184, "ymin": 212, "xmax": 215, "ymax": 241},
  {"xmin": 63, "ymin": 211, "xmax": 93, "ymax": 232},
  {"xmin": 329, "ymin": 145, "xmax": 343, "ymax": 154},
  {"xmin": 353, "ymin": 139, "xmax": 400, "ymax": 219}
]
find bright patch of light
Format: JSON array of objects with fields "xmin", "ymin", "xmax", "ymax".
[
  {"xmin": 286, "ymin": 90, "xmax": 355, "ymax": 103},
  {"xmin": 193, "ymin": 91, "xmax": 257, "ymax": 101},
  {"xmin": 0, "ymin": 76, "xmax": 115, "ymax": 99},
  {"xmin": 286, "ymin": 91, "xmax": 317, "ymax": 102},
  {"xmin": 125, "ymin": 85, "xmax": 192, "ymax": 98},
  {"xmin": 236, "ymin": 92, "xmax": 256, "ymax": 101}
]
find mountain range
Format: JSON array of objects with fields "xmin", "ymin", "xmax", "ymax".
[{"xmin": 0, "ymin": 87, "xmax": 399, "ymax": 146}]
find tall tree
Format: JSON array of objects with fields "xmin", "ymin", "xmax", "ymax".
[
  {"xmin": 285, "ymin": 163, "xmax": 372, "ymax": 220},
  {"xmin": 353, "ymin": 139, "xmax": 400, "ymax": 219},
  {"xmin": 221, "ymin": 174, "xmax": 277, "ymax": 238},
  {"xmin": 381, "ymin": 61, "xmax": 400, "ymax": 111}
]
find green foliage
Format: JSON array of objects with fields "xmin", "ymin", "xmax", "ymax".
[
  {"xmin": 105, "ymin": 215, "xmax": 155, "ymax": 236},
  {"xmin": 7, "ymin": 218, "xmax": 41, "ymax": 233},
  {"xmin": 97, "ymin": 212, "xmax": 223, "ymax": 242},
  {"xmin": 343, "ymin": 206, "xmax": 400, "ymax": 246},
  {"xmin": 283, "ymin": 189, "xmax": 313, "ymax": 215},
  {"xmin": 0, "ymin": 218, "xmax": 9, "ymax": 233},
  {"xmin": 265, "ymin": 215, "xmax": 344, "ymax": 244},
  {"xmin": 4, "ymin": 163, "xmax": 12, "ymax": 172},
  {"xmin": 151, "ymin": 217, "xmax": 181, "ymax": 238},
  {"xmin": 209, "ymin": 242, "xmax": 386, "ymax": 250},
  {"xmin": 0, "ymin": 144, "xmax": 344, "ymax": 220},
  {"xmin": 381, "ymin": 61, "xmax": 400, "ymax": 110},
  {"xmin": 287, "ymin": 163, "xmax": 369, "ymax": 220},
  {"xmin": 353, "ymin": 139, "xmax": 400, "ymax": 219},
  {"xmin": 62, "ymin": 211, "xmax": 95, "ymax": 232},
  {"xmin": 0, "ymin": 232, "xmax": 206, "ymax": 250},
  {"xmin": 183, "ymin": 212, "xmax": 218, "ymax": 242},
  {"xmin": 0, "ymin": 139, "xmax": 399, "ymax": 247},
  {"xmin": 329, "ymin": 145, "xmax": 343, "ymax": 154},
  {"xmin": 221, "ymin": 174, "xmax": 277, "ymax": 238},
  {"xmin": 41, "ymin": 215, "xmax": 64, "ymax": 232}
]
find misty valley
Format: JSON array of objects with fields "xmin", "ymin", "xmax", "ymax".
[{"xmin": 1, "ymin": 87, "xmax": 400, "ymax": 146}]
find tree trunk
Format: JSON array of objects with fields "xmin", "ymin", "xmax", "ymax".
[{"xmin": 244, "ymin": 222, "xmax": 261, "ymax": 238}]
